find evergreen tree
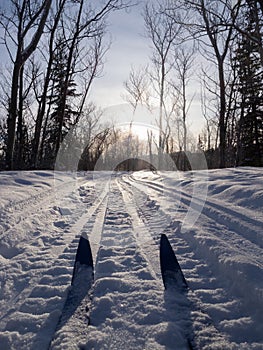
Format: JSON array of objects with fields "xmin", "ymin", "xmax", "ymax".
[
  {"xmin": 234, "ymin": 0, "xmax": 263, "ymax": 166},
  {"xmin": 44, "ymin": 36, "xmax": 79, "ymax": 167}
]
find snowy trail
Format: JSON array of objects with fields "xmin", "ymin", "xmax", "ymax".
[
  {"xmin": 127, "ymin": 173, "xmax": 263, "ymax": 247},
  {"xmin": 0, "ymin": 173, "xmax": 109, "ymax": 349},
  {"xmin": 126, "ymin": 172, "xmax": 263, "ymax": 298},
  {"xmin": 124, "ymin": 171, "xmax": 263, "ymax": 348},
  {"xmin": 120, "ymin": 176, "xmax": 238, "ymax": 348},
  {"xmin": 86, "ymin": 179, "xmax": 193, "ymax": 350},
  {"xmin": 0, "ymin": 169, "xmax": 262, "ymax": 349}
]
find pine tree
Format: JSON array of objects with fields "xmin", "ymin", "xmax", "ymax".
[
  {"xmin": 234, "ymin": 0, "xmax": 263, "ymax": 166},
  {"xmin": 44, "ymin": 36, "xmax": 79, "ymax": 167}
]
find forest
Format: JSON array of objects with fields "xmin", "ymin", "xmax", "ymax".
[{"xmin": 0, "ymin": 0, "xmax": 262, "ymax": 171}]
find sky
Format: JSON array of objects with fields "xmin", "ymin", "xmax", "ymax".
[{"xmin": 89, "ymin": 2, "xmax": 151, "ymax": 107}]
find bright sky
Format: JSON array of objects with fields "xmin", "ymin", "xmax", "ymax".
[{"xmin": 89, "ymin": 2, "xmax": 150, "ymax": 106}]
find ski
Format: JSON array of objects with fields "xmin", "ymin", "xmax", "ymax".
[
  {"xmin": 49, "ymin": 236, "xmax": 94, "ymax": 349},
  {"xmin": 71, "ymin": 235, "xmax": 94, "ymax": 285},
  {"xmin": 160, "ymin": 233, "xmax": 188, "ymax": 290},
  {"xmin": 160, "ymin": 234, "xmax": 195, "ymax": 349}
]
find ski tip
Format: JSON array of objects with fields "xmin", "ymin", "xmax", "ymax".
[
  {"xmin": 71, "ymin": 236, "xmax": 94, "ymax": 286},
  {"xmin": 160, "ymin": 233, "xmax": 169, "ymax": 245},
  {"xmin": 75, "ymin": 236, "xmax": 94, "ymax": 268},
  {"xmin": 160, "ymin": 233, "xmax": 188, "ymax": 290}
]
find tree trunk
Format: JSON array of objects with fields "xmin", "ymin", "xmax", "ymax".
[
  {"xmin": 54, "ymin": 0, "xmax": 84, "ymax": 160},
  {"xmin": 17, "ymin": 63, "xmax": 24, "ymax": 168},
  {"xmin": 6, "ymin": 0, "xmax": 52, "ymax": 170},
  {"xmin": 158, "ymin": 60, "xmax": 165, "ymax": 169},
  {"xmin": 218, "ymin": 59, "xmax": 226, "ymax": 168},
  {"xmin": 32, "ymin": 0, "xmax": 65, "ymax": 168},
  {"xmin": 6, "ymin": 60, "xmax": 21, "ymax": 170}
]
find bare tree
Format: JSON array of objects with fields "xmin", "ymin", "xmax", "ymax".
[
  {"xmin": 172, "ymin": 47, "xmax": 195, "ymax": 154},
  {"xmin": 0, "ymin": 0, "xmax": 131, "ymax": 170},
  {"xmin": 124, "ymin": 2, "xmax": 195, "ymax": 167},
  {"xmin": 0, "ymin": 0, "xmax": 52, "ymax": 169},
  {"xmin": 31, "ymin": 0, "xmax": 67, "ymax": 168},
  {"xmin": 200, "ymin": 64, "xmax": 221, "ymax": 151},
  {"xmin": 172, "ymin": 0, "xmax": 241, "ymax": 167},
  {"xmin": 39, "ymin": 0, "xmax": 130, "ymax": 169},
  {"xmin": 143, "ymin": 1, "xmax": 183, "ymax": 167},
  {"xmin": 123, "ymin": 65, "xmax": 151, "ymax": 111}
]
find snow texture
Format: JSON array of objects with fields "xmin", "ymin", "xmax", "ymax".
[{"xmin": 0, "ymin": 168, "xmax": 262, "ymax": 349}]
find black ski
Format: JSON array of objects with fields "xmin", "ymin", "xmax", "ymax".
[
  {"xmin": 71, "ymin": 235, "xmax": 94, "ymax": 285},
  {"xmin": 160, "ymin": 233, "xmax": 188, "ymax": 290},
  {"xmin": 49, "ymin": 236, "xmax": 94, "ymax": 349},
  {"xmin": 160, "ymin": 234, "xmax": 195, "ymax": 349}
]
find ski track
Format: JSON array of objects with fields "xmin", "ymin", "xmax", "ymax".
[
  {"xmin": 0, "ymin": 173, "xmax": 109, "ymax": 349},
  {"xmin": 85, "ymin": 179, "xmax": 193, "ymax": 350},
  {"xmin": 120, "ymin": 176, "xmax": 235, "ymax": 349},
  {"xmin": 0, "ymin": 169, "xmax": 262, "ymax": 349},
  {"xmin": 124, "ymin": 171, "xmax": 263, "ymax": 349}
]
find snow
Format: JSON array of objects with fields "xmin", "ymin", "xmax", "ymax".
[{"xmin": 0, "ymin": 168, "xmax": 262, "ymax": 349}]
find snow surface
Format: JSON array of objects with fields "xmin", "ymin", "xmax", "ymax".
[{"xmin": 0, "ymin": 168, "xmax": 262, "ymax": 349}]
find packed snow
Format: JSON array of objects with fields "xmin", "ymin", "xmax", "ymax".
[{"xmin": 0, "ymin": 168, "xmax": 262, "ymax": 349}]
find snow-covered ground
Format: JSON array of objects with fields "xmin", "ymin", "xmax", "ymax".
[{"xmin": 0, "ymin": 168, "xmax": 262, "ymax": 349}]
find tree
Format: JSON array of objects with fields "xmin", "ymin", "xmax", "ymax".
[
  {"xmin": 31, "ymin": 0, "xmax": 110, "ymax": 168},
  {"xmin": 31, "ymin": 0, "xmax": 67, "ymax": 168},
  {"xmin": 0, "ymin": 0, "xmax": 131, "ymax": 170},
  {"xmin": 172, "ymin": 47, "xmax": 195, "ymax": 154},
  {"xmin": 143, "ymin": 1, "xmax": 183, "ymax": 167},
  {"xmin": 37, "ymin": 0, "xmax": 129, "ymax": 169},
  {"xmin": 43, "ymin": 36, "xmax": 79, "ymax": 167},
  {"xmin": 233, "ymin": 0, "xmax": 263, "ymax": 66},
  {"xmin": 79, "ymin": 127, "xmax": 113, "ymax": 171},
  {"xmin": 172, "ymin": 0, "xmax": 241, "ymax": 167},
  {"xmin": 123, "ymin": 65, "xmax": 151, "ymax": 111},
  {"xmin": 0, "ymin": 0, "xmax": 52, "ymax": 170},
  {"xmin": 200, "ymin": 68, "xmax": 219, "ymax": 151},
  {"xmin": 234, "ymin": 0, "xmax": 263, "ymax": 166}
]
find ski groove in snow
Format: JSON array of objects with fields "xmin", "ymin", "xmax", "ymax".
[
  {"xmin": 0, "ymin": 169, "xmax": 262, "ymax": 349},
  {"xmin": 0, "ymin": 174, "xmax": 109, "ymax": 349},
  {"xmin": 85, "ymin": 178, "xmax": 194, "ymax": 349},
  {"xmin": 123, "ymin": 171, "xmax": 263, "ymax": 348},
  {"xmin": 120, "ymin": 176, "xmax": 236, "ymax": 348}
]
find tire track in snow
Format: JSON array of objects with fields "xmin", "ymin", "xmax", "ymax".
[
  {"xmin": 0, "ymin": 179, "xmax": 87, "ymax": 318},
  {"xmin": 0, "ymin": 173, "xmax": 93, "ymax": 244},
  {"xmin": 126, "ymin": 174, "xmax": 263, "ymax": 283},
  {"xmin": 116, "ymin": 178, "xmax": 161, "ymax": 282},
  {"xmin": 48, "ymin": 183, "xmax": 110, "ymax": 349},
  {"xmin": 0, "ymin": 177, "xmax": 80, "ymax": 246}
]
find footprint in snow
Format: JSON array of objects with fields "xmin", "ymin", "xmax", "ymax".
[{"xmin": 54, "ymin": 221, "xmax": 69, "ymax": 229}]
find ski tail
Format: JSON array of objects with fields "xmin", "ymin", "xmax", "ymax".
[
  {"xmin": 160, "ymin": 233, "xmax": 188, "ymax": 290},
  {"xmin": 71, "ymin": 235, "xmax": 94, "ymax": 285},
  {"xmin": 49, "ymin": 236, "xmax": 94, "ymax": 349},
  {"xmin": 160, "ymin": 234, "xmax": 195, "ymax": 348}
]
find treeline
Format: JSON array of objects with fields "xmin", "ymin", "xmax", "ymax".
[
  {"xmin": 124, "ymin": 0, "xmax": 263, "ymax": 169},
  {"xmin": 0, "ymin": 0, "xmax": 129, "ymax": 170},
  {"xmin": 0, "ymin": 0, "xmax": 263, "ymax": 171}
]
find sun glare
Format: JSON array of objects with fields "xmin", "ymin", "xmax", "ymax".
[{"xmin": 118, "ymin": 122, "xmax": 160, "ymax": 142}]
